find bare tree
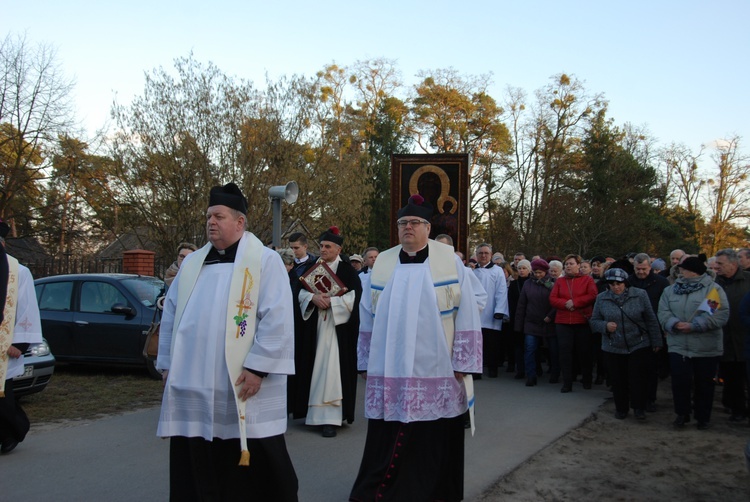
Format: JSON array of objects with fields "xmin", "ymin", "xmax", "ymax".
[
  {"xmin": 0, "ymin": 33, "xmax": 75, "ymax": 235},
  {"xmin": 703, "ymin": 136, "xmax": 750, "ymax": 253}
]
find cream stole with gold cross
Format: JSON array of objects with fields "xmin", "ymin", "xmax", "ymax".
[
  {"xmin": 171, "ymin": 232, "xmax": 263, "ymax": 466},
  {"xmin": 0, "ymin": 254, "xmax": 19, "ymax": 396},
  {"xmin": 369, "ymin": 240, "xmax": 476, "ymax": 434}
]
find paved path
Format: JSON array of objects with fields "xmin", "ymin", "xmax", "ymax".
[{"xmin": 0, "ymin": 376, "xmax": 609, "ymax": 501}]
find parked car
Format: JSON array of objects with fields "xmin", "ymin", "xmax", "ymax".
[
  {"xmin": 12, "ymin": 339, "xmax": 55, "ymax": 397},
  {"xmin": 34, "ymin": 273, "xmax": 165, "ymax": 378}
]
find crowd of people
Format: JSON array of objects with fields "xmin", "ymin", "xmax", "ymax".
[{"xmin": 5, "ymin": 180, "xmax": 749, "ymax": 501}]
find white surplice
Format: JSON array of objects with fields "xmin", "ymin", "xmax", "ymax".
[
  {"xmin": 4, "ymin": 263, "xmax": 43, "ymax": 379},
  {"xmin": 298, "ymin": 255, "xmax": 356, "ymax": 426},
  {"xmin": 156, "ymin": 245, "xmax": 295, "ymax": 440},
  {"xmin": 358, "ymin": 255, "xmax": 482, "ymax": 423}
]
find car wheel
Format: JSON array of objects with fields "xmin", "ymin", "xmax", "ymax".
[{"xmin": 145, "ymin": 357, "xmax": 162, "ymax": 380}]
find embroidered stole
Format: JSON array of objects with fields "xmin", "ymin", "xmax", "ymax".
[
  {"xmin": 0, "ymin": 255, "xmax": 19, "ymax": 396},
  {"xmin": 370, "ymin": 240, "xmax": 476, "ymax": 433},
  {"xmin": 172, "ymin": 232, "xmax": 263, "ymax": 466}
]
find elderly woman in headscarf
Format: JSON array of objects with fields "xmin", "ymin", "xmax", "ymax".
[
  {"xmin": 590, "ymin": 268, "xmax": 662, "ymax": 420},
  {"xmin": 515, "ymin": 259, "xmax": 557, "ymax": 386},
  {"xmin": 657, "ymin": 254, "xmax": 729, "ymax": 430}
]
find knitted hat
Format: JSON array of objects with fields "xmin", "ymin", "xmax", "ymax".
[
  {"xmin": 319, "ymin": 226, "xmax": 343, "ymax": 246},
  {"xmin": 397, "ymin": 194, "xmax": 433, "ymax": 221},
  {"xmin": 209, "ymin": 183, "xmax": 248, "ymax": 214},
  {"xmin": 531, "ymin": 258, "xmax": 549, "ymax": 272},
  {"xmin": 679, "ymin": 254, "xmax": 707, "ymax": 275}
]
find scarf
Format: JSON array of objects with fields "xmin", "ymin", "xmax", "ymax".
[{"xmin": 673, "ymin": 276, "xmax": 706, "ymax": 295}]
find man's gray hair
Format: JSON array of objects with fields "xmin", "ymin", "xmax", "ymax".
[
  {"xmin": 549, "ymin": 260, "xmax": 563, "ymax": 270},
  {"xmin": 633, "ymin": 253, "xmax": 651, "ymax": 265},
  {"xmin": 716, "ymin": 248, "xmax": 739, "ymax": 264},
  {"xmin": 475, "ymin": 243, "xmax": 492, "ymax": 253},
  {"xmin": 230, "ymin": 209, "xmax": 248, "ymax": 230},
  {"xmin": 739, "ymin": 248, "xmax": 750, "ymax": 258}
]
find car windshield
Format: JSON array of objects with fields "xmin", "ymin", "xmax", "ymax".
[{"xmin": 120, "ymin": 277, "xmax": 165, "ymax": 307}]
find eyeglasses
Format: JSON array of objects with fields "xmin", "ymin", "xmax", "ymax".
[{"xmin": 396, "ymin": 219, "xmax": 428, "ymax": 228}]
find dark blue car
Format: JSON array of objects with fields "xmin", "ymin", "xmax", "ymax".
[{"xmin": 34, "ymin": 274, "xmax": 164, "ymax": 378}]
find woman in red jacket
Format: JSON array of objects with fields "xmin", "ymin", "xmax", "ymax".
[{"xmin": 549, "ymin": 254, "xmax": 599, "ymax": 392}]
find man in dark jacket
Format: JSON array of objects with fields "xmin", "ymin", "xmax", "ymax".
[
  {"xmin": 629, "ymin": 253, "xmax": 670, "ymax": 409},
  {"xmin": 714, "ymin": 248, "xmax": 750, "ymax": 422}
]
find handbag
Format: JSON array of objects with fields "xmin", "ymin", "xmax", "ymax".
[{"xmin": 142, "ymin": 297, "xmax": 163, "ymax": 359}]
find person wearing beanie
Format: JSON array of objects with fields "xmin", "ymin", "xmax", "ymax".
[
  {"xmin": 156, "ymin": 182, "xmax": 299, "ymax": 500},
  {"xmin": 658, "ymin": 253, "xmax": 729, "ymax": 430},
  {"xmin": 351, "ymin": 194, "xmax": 482, "ymax": 502},
  {"xmin": 590, "ymin": 268, "xmax": 663, "ymax": 420},
  {"xmin": 0, "ymin": 220, "xmax": 43, "ymax": 455},
  {"xmin": 292, "ymin": 226, "xmax": 362, "ymax": 438},
  {"xmin": 515, "ymin": 258, "xmax": 558, "ymax": 386}
]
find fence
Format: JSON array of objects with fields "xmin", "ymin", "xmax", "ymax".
[{"xmin": 22, "ymin": 256, "xmax": 170, "ymax": 280}]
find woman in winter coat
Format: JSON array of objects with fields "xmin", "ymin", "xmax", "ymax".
[
  {"xmin": 514, "ymin": 258, "xmax": 557, "ymax": 386},
  {"xmin": 657, "ymin": 254, "xmax": 729, "ymax": 430},
  {"xmin": 549, "ymin": 254, "xmax": 598, "ymax": 392},
  {"xmin": 508, "ymin": 259, "xmax": 532, "ymax": 379},
  {"xmin": 590, "ymin": 268, "xmax": 662, "ymax": 420}
]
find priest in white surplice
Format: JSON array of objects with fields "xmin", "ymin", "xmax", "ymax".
[
  {"xmin": 350, "ymin": 195, "xmax": 483, "ymax": 502},
  {"xmin": 294, "ymin": 226, "xmax": 361, "ymax": 438},
  {"xmin": 156, "ymin": 183, "xmax": 298, "ymax": 501},
  {"xmin": 0, "ymin": 222, "xmax": 43, "ymax": 455}
]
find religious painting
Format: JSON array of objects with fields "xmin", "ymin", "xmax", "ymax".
[{"xmin": 391, "ymin": 154, "xmax": 470, "ymax": 259}]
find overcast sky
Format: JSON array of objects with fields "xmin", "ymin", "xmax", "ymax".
[{"xmin": 3, "ymin": 0, "xmax": 748, "ymax": 155}]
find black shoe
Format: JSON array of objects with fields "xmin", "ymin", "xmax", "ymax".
[
  {"xmin": 0, "ymin": 439, "xmax": 18, "ymax": 454},
  {"xmin": 614, "ymin": 411, "xmax": 628, "ymax": 420},
  {"xmin": 697, "ymin": 421, "xmax": 710, "ymax": 430},
  {"xmin": 514, "ymin": 372, "xmax": 525, "ymax": 380},
  {"xmin": 488, "ymin": 368, "xmax": 498, "ymax": 378},
  {"xmin": 560, "ymin": 385, "xmax": 572, "ymax": 393},
  {"xmin": 646, "ymin": 401, "xmax": 657, "ymax": 413},
  {"xmin": 634, "ymin": 409, "xmax": 646, "ymax": 420},
  {"xmin": 673, "ymin": 415, "xmax": 690, "ymax": 427},
  {"xmin": 549, "ymin": 376, "xmax": 560, "ymax": 384},
  {"xmin": 321, "ymin": 425, "xmax": 337, "ymax": 438},
  {"xmin": 525, "ymin": 377, "xmax": 537, "ymax": 387}
]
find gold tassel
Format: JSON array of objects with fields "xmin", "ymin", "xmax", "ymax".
[{"xmin": 239, "ymin": 449, "xmax": 250, "ymax": 466}]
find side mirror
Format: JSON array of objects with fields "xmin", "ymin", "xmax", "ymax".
[{"xmin": 111, "ymin": 303, "xmax": 136, "ymax": 317}]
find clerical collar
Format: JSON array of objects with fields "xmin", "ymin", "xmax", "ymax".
[
  {"xmin": 483, "ymin": 262, "xmax": 494, "ymax": 269},
  {"xmin": 399, "ymin": 245, "xmax": 429, "ymax": 264},
  {"xmin": 204, "ymin": 239, "xmax": 240, "ymax": 264}
]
